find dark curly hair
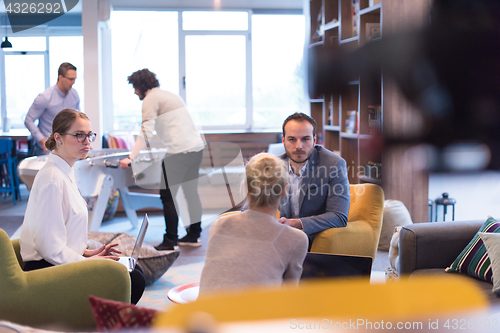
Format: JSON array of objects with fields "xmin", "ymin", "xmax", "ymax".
[{"xmin": 127, "ymin": 69, "xmax": 160, "ymax": 96}]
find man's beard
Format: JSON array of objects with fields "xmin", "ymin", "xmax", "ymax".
[{"xmin": 287, "ymin": 149, "xmax": 313, "ymax": 165}]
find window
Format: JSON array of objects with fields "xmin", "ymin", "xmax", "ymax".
[
  {"xmin": 49, "ymin": 36, "xmax": 85, "ymax": 112},
  {"xmin": 0, "ymin": 35, "xmax": 85, "ymax": 130},
  {"xmin": 110, "ymin": 11, "xmax": 179, "ymax": 131},
  {"xmin": 7, "ymin": 37, "xmax": 45, "ymax": 51},
  {"xmin": 185, "ymin": 35, "xmax": 247, "ymax": 127},
  {"xmin": 1, "ymin": 37, "xmax": 47, "ymax": 129},
  {"xmin": 252, "ymin": 14, "xmax": 307, "ymax": 129},
  {"xmin": 110, "ymin": 10, "xmax": 306, "ymax": 131},
  {"xmin": 4, "ymin": 54, "xmax": 45, "ymax": 129},
  {"xmin": 182, "ymin": 11, "xmax": 248, "ymax": 30}
]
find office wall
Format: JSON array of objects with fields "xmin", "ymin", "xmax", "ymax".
[{"xmin": 429, "ymin": 172, "xmax": 500, "ymax": 222}]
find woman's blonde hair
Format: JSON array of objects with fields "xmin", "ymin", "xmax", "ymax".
[
  {"xmin": 245, "ymin": 153, "xmax": 287, "ymax": 208},
  {"xmin": 45, "ymin": 109, "xmax": 89, "ymax": 151}
]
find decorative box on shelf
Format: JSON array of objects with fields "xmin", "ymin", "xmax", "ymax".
[
  {"xmin": 365, "ymin": 23, "xmax": 381, "ymax": 43},
  {"xmin": 364, "ymin": 161, "xmax": 382, "ymax": 179}
]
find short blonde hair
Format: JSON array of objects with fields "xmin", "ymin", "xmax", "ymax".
[{"xmin": 245, "ymin": 153, "xmax": 287, "ymax": 208}]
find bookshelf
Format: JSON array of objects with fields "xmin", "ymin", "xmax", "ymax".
[{"xmin": 307, "ymin": 0, "xmax": 431, "ymax": 222}]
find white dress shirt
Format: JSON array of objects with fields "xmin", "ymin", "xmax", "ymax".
[
  {"xmin": 20, "ymin": 154, "xmax": 88, "ymax": 265},
  {"xmin": 288, "ymin": 161, "xmax": 308, "ymax": 218}
]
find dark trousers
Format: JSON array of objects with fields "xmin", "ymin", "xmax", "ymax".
[
  {"xmin": 23, "ymin": 259, "xmax": 146, "ymax": 305},
  {"xmin": 159, "ymin": 150, "xmax": 203, "ymax": 241}
]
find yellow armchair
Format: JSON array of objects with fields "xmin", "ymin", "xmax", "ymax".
[
  {"xmin": 0, "ymin": 229, "xmax": 131, "ymax": 330},
  {"xmin": 310, "ymin": 183, "xmax": 384, "ymax": 260}
]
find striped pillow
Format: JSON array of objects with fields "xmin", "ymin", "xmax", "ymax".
[{"xmin": 445, "ymin": 217, "xmax": 500, "ymax": 282}]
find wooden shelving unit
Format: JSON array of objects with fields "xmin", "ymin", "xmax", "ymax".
[
  {"xmin": 308, "ymin": 0, "xmax": 383, "ymax": 185},
  {"xmin": 307, "ymin": 0, "xmax": 432, "ymax": 222}
]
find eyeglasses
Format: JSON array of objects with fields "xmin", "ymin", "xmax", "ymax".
[
  {"xmin": 63, "ymin": 132, "xmax": 97, "ymax": 143},
  {"xmin": 63, "ymin": 76, "xmax": 76, "ymax": 82}
]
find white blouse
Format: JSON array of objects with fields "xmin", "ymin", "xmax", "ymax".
[{"xmin": 20, "ymin": 154, "xmax": 89, "ymax": 265}]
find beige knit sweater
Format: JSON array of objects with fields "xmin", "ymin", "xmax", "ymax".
[{"xmin": 199, "ymin": 209, "xmax": 309, "ymax": 296}]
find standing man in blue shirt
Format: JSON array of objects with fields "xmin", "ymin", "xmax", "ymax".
[{"xmin": 25, "ymin": 62, "xmax": 80, "ymax": 155}]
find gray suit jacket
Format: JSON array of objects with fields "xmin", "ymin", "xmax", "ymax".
[{"xmin": 279, "ymin": 145, "xmax": 350, "ymax": 239}]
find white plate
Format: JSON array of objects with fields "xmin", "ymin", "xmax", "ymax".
[{"xmin": 167, "ymin": 282, "xmax": 200, "ymax": 304}]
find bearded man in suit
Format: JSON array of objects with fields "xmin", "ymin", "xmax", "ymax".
[{"xmin": 278, "ymin": 112, "xmax": 350, "ymax": 244}]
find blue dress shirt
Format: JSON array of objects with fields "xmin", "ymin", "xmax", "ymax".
[{"xmin": 24, "ymin": 85, "xmax": 80, "ymax": 148}]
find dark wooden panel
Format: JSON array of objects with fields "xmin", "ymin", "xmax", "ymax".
[
  {"xmin": 379, "ymin": 0, "xmax": 431, "ymax": 223},
  {"xmin": 199, "ymin": 132, "xmax": 281, "ymax": 167},
  {"xmin": 383, "ymin": 145, "xmax": 429, "ymax": 223},
  {"xmin": 381, "ymin": 0, "xmax": 430, "ymax": 36},
  {"xmin": 341, "ymin": 137, "xmax": 359, "ymax": 183},
  {"xmin": 204, "ymin": 132, "xmax": 280, "ymax": 144}
]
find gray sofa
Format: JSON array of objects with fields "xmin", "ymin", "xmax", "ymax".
[{"xmin": 399, "ymin": 219, "xmax": 500, "ymax": 304}]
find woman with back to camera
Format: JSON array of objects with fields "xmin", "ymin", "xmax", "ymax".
[
  {"xmin": 199, "ymin": 153, "xmax": 309, "ymax": 295},
  {"xmin": 20, "ymin": 108, "xmax": 145, "ymax": 304}
]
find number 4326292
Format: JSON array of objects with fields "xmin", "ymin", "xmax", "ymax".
[{"xmin": 5, "ymin": 2, "xmax": 62, "ymax": 14}]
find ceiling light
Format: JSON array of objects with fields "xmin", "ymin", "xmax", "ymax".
[{"xmin": 1, "ymin": 37, "xmax": 12, "ymax": 48}]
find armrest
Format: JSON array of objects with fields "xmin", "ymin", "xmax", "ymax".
[
  {"xmin": 311, "ymin": 220, "xmax": 376, "ymax": 258},
  {"xmin": 2, "ymin": 259, "xmax": 130, "ymax": 330},
  {"xmin": 10, "ymin": 238, "xmax": 24, "ymax": 270},
  {"xmin": 399, "ymin": 220, "xmax": 484, "ymax": 276}
]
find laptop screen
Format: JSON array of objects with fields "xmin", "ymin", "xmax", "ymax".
[
  {"xmin": 301, "ymin": 253, "xmax": 372, "ymax": 279},
  {"xmin": 131, "ymin": 214, "xmax": 149, "ymax": 261}
]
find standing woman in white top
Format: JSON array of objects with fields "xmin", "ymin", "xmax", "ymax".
[{"xmin": 20, "ymin": 109, "xmax": 146, "ymax": 304}]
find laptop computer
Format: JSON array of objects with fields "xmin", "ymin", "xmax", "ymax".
[
  {"xmin": 117, "ymin": 214, "xmax": 149, "ymax": 272},
  {"xmin": 300, "ymin": 252, "xmax": 373, "ymax": 280}
]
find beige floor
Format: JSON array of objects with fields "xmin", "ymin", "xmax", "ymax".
[{"xmin": 1, "ymin": 184, "xmax": 392, "ymax": 273}]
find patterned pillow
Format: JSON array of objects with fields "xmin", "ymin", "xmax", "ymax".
[
  {"xmin": 445, "ymin": 217, "xmax": 500, "ymax": 282},
  {"xmin": 89, "ymin": 295, "xmax": 158, "ymax": 331},
  {"xmin": 479, "ymin": 232, "xmax": 500, "ymax": 294},
  {"xmin": 88, "ymin": 232, "xmax": 180, "ymax": 286}
]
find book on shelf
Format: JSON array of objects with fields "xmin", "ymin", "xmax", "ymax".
[
  {"xmin": 352, "ymin": 0, "xmax": 359, "ymax": 36},
  {"xmin": 311, "ymin": 2, "xmax": 324, "ymax": 43},
  {"xmin": 345, "ymin": 110, "xmax": 357, "ymax": 134},
  {"xmin": 317, "ymin": 133, "xmax": 324, "ymax": 146},
  {"xmin": 367, "ymin": 105, "xmax": 381, "ymax": 135},
  {"xmin": 328, "ymin": 101, "xmax": 333, "ymax": 125}
]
